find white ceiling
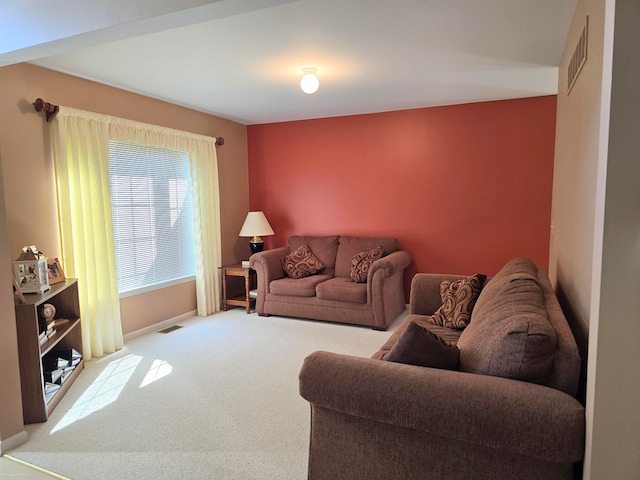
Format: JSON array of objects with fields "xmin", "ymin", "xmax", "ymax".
[{"xmin": 0, "ymin": 0, "xmax": 577, "ymax": 125}]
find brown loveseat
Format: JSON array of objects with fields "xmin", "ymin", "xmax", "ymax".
[
  {"xmin": 299, "ymin": 258, "xmax": 585, "ymax": 480},
  {"xmin": 249, "ymin": 235, "xmax": 412, "ymax": 330}
]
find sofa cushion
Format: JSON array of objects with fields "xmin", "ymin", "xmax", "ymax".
[
  {"xmin": 350, "ymin": 245, "xmax": 384, "ymax": 283},
  {"xmin": 316, "ymin": 277, "xmax": 367, "ymax": 304},
  {"xmin": 270, "ymin": 274, "xmax": 332, "ymax": 297},
  {"xmin": 282, "ymin": 244, "xmax": 325, "ymax": 279},
  {"xmin": 288, "ymin": 236, "xmax": 340, "ymax": 276},
  {"xmin": 384, "ymin": 320, "xmax": 460, "ymax": 370},
  {"xmin": 457, "ymin": 272, "xmax": 558, "ymax": 385},
  {"xmin": 473, "ymin": 257, "xmax": 539, "ymax": 315},
  {"xmin": 335, "ymin": 236, "xmax": 398, "ymax": 278},
  {"xmin": 427, "ymin": 273, "xmax": 486, "ymax": 329}
]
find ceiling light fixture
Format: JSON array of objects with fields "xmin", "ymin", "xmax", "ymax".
[{"xmin": 300, "ymin": 68, "xmax": 319, "ymax": 94}]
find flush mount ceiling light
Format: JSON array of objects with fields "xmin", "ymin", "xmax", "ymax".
[{"xmin": 300, "ymin": 68, "xmax": 319, "ymax": 94}]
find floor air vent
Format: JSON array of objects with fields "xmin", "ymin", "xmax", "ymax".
[
  {"xmin": 158, "ymin": 325, "xmax": 183, "ymax": 334},
  {"xmin": 568, "ymin": 16, "xmax": 588, "ymax": 94}
]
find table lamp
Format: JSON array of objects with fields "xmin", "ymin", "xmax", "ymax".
[{"xmin": 239, "ymin": 211, "xmax": 274, "ymax": 254}]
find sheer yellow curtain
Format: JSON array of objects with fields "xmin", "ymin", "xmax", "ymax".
[
  {"xmin": 189, "ymin": 140, "xmax": 222, "ymax": 315},
  {"xmin": 51, "ymin": 107, "xmax": 222, "ymax": 356},
  {"xmin": 51, "ymin": 108, "xmax": 123, "ymax": 360}
]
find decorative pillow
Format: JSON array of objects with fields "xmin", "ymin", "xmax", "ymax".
[
  {"xmin": 281, "ymin": 244, "xmax": 325, "ymax": 279},
  {"xmin": 384, "ymin": 321, "xmax": 459, "ymax": 370},
  {"xmin": 350, "ymin": 245, "xmax": 384, "ymax": 283},
  {"xmin": 428, "ymin": 273, "xmax": 487, "ymax": 329}
]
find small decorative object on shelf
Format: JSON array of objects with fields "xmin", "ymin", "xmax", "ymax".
[
  {"xmin": 42, "ymin": 303, "xmax": 56, "ymax": 323},
  {"xmin": 13, "ymin": 245, "xmax": 50, "ymax": 294},
  {"xmin": 47, "ymin": 257, "xmax": 66, "ymax": 284}
]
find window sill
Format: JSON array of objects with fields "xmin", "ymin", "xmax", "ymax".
[{"xmin": 119, "ymin": 275, "xmax": 196, "ymax": 299}]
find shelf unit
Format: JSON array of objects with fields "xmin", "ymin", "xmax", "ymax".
[{"xmin": 14, "ymin": 279, "xmax": 84, "ymax": 424}]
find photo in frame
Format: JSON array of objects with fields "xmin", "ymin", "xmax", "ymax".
[{"xmin": 47, "ymin": 258, "xmax": 66, "ymax": 284}]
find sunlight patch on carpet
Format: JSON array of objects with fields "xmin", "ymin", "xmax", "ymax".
[
  {"xmin": 140, "ymin": 359, "xmax": 173, "ymax": 388},
  {"xmin": 51, "ymin": 354, "xmax": 142, "ymax": 434}
]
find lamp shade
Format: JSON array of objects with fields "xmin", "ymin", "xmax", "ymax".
[
  {"xmin": 239, "ymin": 211, "xmax": 274, "ymax": 237},
  {"xmin": 239, "ymin": 211, "xmax": 274, "ymax": 254}
]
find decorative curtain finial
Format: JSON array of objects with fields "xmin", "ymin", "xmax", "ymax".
[{"xmin": 33, "ymin": 98, "xmax": 59, "ymax": 122}]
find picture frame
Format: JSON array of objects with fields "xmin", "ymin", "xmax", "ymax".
[{"xmin": 47, "ymin": 258, "xmax": 66, "ymax": 285}]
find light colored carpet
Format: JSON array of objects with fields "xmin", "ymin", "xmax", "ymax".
[{"xmin": 9, "ymin": 309, "xmax": 405, "ymax": 479}]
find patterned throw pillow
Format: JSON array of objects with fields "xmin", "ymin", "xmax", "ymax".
[
  {"xmin": 427, "ymin": 273, "xmax": 487, "ymax": 329},
  {"xmin": 281, "ymin": 244, "xmax": 325, "ymax": 279},
  {"xmin": 350, "ymin": 245, "xmax": 384, "ymax": 283}
]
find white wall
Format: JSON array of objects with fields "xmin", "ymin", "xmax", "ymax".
[
  {"xmin": 551, "ymin": 0, "xmax": 640, "ymax": 477},
  {"xmin": 550, "ymin": 0, "xmax": 607, "ymax": 360},
  {"xmin": 588, "ymin": 0, "xmax": 640, "ymax": 476}
]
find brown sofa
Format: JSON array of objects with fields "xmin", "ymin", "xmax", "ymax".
[
  {"xmin": 299, "ymin": 258, "xmax": 585, "ymax": 480},
  {"xmin": 249, "ymin": 235, "xmax": 412, "ymax": 330}
]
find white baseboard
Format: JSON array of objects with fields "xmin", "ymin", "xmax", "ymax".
[
  {"xmin": 0, "ymin": 430, "xmax": 28, "ymax": 454},
  {"xmin": 123, "ymin": 310, "xmax": 198, "ymax": 342}
]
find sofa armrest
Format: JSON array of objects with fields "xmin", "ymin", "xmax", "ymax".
[
  {"xmin": 299, "ymin": 351, "xmax": 585, "ymax": 464},
  {"xmin": 409, "ymin": 273, "xmax": 468, "ymax": 315},
  {"xmin": 367, "ymin": 250, "xmax": 412, "ymax": 328},
  {"xmin": 367, "ymin": 250, "xmax": 412, "ymax": 281},
  {"xmin": 249, "ymin": 247, "xmax": 289, "ymax": 313}
]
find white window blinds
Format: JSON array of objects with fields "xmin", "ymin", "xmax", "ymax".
[{"xmin": 109, "ymin": 141, "xmax": 195, "ymax": 294}]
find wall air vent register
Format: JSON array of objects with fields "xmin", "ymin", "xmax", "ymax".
[{"xmin": 568, "ymin": 16, "xmax": 588, "ymax": 94}]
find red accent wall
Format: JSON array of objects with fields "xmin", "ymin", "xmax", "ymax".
[{"xmin": 247, "ymin": 96, "xmax": 556, "ymax": 299}]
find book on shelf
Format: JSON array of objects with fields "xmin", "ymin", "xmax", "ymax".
[
  {"xmin": 44, "ymin": 368, "xmax": 64, "ymax": 384},
  {"xmin": 43, "ymin": 348, "xmax": 82, "ymax": 371},
  {"xmin": 43, "ymin": 355, "xmax": 71, "ymax": 371},
  {"xmin": 70, "ymin": 348, "xmax": 82, "ymax": 360},
  {"xmin": 60, "ymin": 366, "xmax": 75, "ymax": 383},
  {"xmin": 45, "ymin": 382, "xmax": 60, "ymax": 393},
  {"xmin": 46, "ymin": 320, "xmax": 56, "ymax": 333},
  {"xmin": 39, "ymin": 333, "xmax": 48, "ymax": 346},
  {"xmin": 242, "ymin": 260, "xmax": 251, "ymax": 268},
  {"xmin": 44, "ymin": 382, "xmax": 61, "ymax": 403},
  {"xmin": 42, "ymin": 361, "xmax": 77, "ymax": 387},
  {"xmin": 55, "ymin": 347, "xmax": 82, "ymax": 366}
]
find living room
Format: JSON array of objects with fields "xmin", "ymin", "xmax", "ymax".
[{"xmin": 0, "ymin": 1, "xmax": 639, "ymax": 479}]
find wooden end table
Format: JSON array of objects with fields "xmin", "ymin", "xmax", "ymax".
[{"xmin": 220, "ymin": 263, "xmax": 256, "ymax": 313}]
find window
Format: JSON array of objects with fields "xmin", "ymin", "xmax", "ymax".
[{"xmin": 109, "ymin": 141, "xmax": 195, "ymax": 295}]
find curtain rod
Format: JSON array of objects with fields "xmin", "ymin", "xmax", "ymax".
[
  {"xmin": 31, "ymin": 98, "xmax": 225, "ymax": 147},
  {"xmin": 33, "ymin": 98, "xmax": 59, "ymax": 122}
]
